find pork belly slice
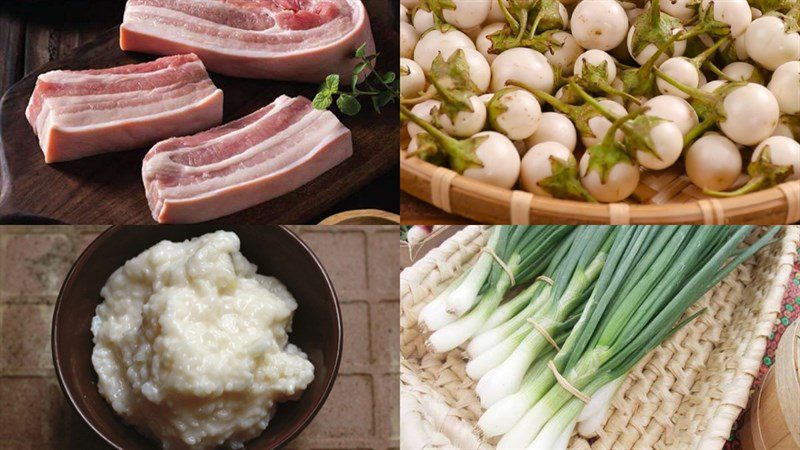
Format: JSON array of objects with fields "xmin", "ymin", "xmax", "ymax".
[
  {"xmin": 142, "ymin": 95, "xmax": 353, "ymax": 223},
  {"xmin": 25, "ymin": 54, "xmax": 223, "ymax": 163},
  {"xmin": 120, "ymin": 0, "xmax": 375, "ymax": 82}
]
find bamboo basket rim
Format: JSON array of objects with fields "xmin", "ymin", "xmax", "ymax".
[
  {"xmin": 400, "ymin": 225, "xmax": 800, "ymax": 450},
  {"xmin": 741, "ymin": 314, "xmax": 800, "ymax": 450},
  {"xmin": 400, "ymin": 150, "xmax": 800, "ymax": 225},
  {"xmin": 773, "ymin": 317, "xmax": 800, "ymax": 447}
]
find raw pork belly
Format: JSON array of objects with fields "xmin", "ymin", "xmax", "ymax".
[
  {"xmin": 142, "ymin": 95, "xmax": 353, "ymax": 223},
  {"xmin": 26, "ymin": 54, "xmax": 223, "ymax": 163},
  {"xmin": 120, "ymin": 0, "xmax": 375, "ymax": 82}
]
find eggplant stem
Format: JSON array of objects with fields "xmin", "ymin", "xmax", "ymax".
[
  {"xmin": 683, "ymin": 117, "xmax": 716, "ymax": 147},
  {"xmin": 528, "ymin": 11, "xmax": 542, "ymax": 40},
  {"xmin": 639, "ymin": 28, "xmax": 684, "ymax": 73},
  {"xmin": 703, "ymin": 177, "xmax": 770, "ymax": 197},
  {"xmin": 400, "ymin": 86, "xmax": 438, "ymax": 105},
  {"xmin": 704, "ymin": 62, "xmax": 735, "ymax": 82},
  {"xmin": 499, "ymin": 0, "xmax": 520, "ymax": 33},
  {"xmin": 600, "ymin": 85, "xmax": 642, "ymax": 105},
  {"xmin": 515, "ymin": 9, "xmax": 529, "ymax": 45},
  {"xmin": 601, "ymin": 110, "xmax": 640, "ymax": 148},
  {"xmin": 400, "ymin": 104, "xmax": 457, "ymax": 146},
  {"xmin": 509, "ymin": 80, "xmax": 577, "ymax": 116},
  {"xmin": 649, "ymin": 0, "xmax": 661, "ymax": 28},
  {"xmin": 567, "ymin": 80, "xmax": 617, "ymax": 121},
  {"xmin": 653, "ymin": 68, "xmax": 716, "ymax": 105},
  {"xmin": 691, "ymin": 35, "xmax": 731, "ymax": 68}
]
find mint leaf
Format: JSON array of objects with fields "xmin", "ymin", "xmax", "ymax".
[
  {"xmin": 317, "ymin": 43, "xmax": 397, "ymax": 115},
  {"xmin": 312, "ymin": 91, "xmax": 333, "ymax": 110},
  {"xmin": 337, "ymin": 93, "xmax": 362, "ymax": 115},
  {"xmin": 313, "ymin": 74, "xmax": 340, "ymax": 110},
  {"xmin": 354, "ymin": 62, "xmax": 368, "ymax": 74},
  {"xmin": 354, "ymin": 43, "xmax": 367, "ymax": 59},
  {"xmin": 321, "ymin": 74, "xmax": 339, "ymax": 93}
]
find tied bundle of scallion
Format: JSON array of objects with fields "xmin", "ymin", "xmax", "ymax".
[
  {"xmin": 417, "ymin": 225, "xmax": 780, "ymax": 450},
  {"xmin": 420, "ymin": 225, "xmax": 574, "ymax": 352}
]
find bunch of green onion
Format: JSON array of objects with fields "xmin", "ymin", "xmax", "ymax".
[
  {"xmin": 419, "ymin": 225, "xmax": 780, "ymax": 450},
  {"xmin": 420, "ymin": 225, "xmax": 573, "ymax": 353}
]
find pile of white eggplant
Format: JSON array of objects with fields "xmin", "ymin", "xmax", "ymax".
[
  {"xmin": 418, "ymin": 225, "xmax": 779, "ymax": 449},
  {"xmin": 400, "ymin": 0, "xmax": 800, "ymax": 202}
]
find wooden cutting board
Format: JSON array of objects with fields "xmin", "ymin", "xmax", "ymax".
[{"xmin": 0, "ymin": 0, "xmax": 398, "ymax": 224}]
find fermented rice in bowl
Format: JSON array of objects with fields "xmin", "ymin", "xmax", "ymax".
[{"xmin": 90, "ymin": 231, "xmax": 314, "ymax": 449}]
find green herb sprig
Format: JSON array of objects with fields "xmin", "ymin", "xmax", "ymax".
[{"xmin": 312, "ymin": 43, "xmax": 399, "ymax": 116}]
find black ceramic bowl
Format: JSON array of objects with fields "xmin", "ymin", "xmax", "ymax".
[{"xmin": 52, "ymin": 225, "xmax": 342, "ymax": 449}]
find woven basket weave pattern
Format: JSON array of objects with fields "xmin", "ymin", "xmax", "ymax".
[{"xmin": 400, "ymin": 226, "xmax": 800, "ymax": 450}]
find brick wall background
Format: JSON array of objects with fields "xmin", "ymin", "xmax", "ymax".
[{"xmin": 0, "ymin": 225, "xmax": 399, "ymax": 450}]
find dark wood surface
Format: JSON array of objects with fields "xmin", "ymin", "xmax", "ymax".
[
  {"xmin": 400, "ymin": 191, "xmax": 474, "ymax": 225},
  {"xmin": 0, "ymin": 0, "xmax": 399, "ymax": 224}
]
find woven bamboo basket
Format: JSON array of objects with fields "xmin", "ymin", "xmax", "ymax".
[
  {"xmin": 400, "ymin": 225, "xmax": 800, "ymax": 450},
  {"xmin": 400, "ymin": 150, "xmax": 800, "ymax": 225}
]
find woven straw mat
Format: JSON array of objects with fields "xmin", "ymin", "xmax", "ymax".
[{"xmin": 400, "ymin": 225, "xmax": 800, "ymax": 450}]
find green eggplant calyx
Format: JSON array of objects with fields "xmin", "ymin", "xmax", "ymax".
[
  {"xmin": 586, "ymin": 142, "xmax": 636, "ymax": 184},
  {"xmin": 429, "ymin": 50, "xmax": 480, "ymax": 121},
  {"xmin": 539, "ymin": 155, "xmax": 598, "ymax": 202},
  {"xmin": 408, "ymin": 133, "xmax": 449, "ymax": 166},
  {"xmin": 622, "ymin": 115, "xmax": 668, "ymax": 159},
  {"xmin": 534, "ymin": 0, "xmax": 566, "ymax": 32},
  {"xmin": 695, "ymin": 2, "xmax": 734, "ymax": 37},
  {"xmin": 487, "ymin": 88, "xmax": 517, "ymax": 133},
  {"xmin": 630, "ymin": 5, "xmax": 682, "ymax": 58},
  {"xmin": 401, "ymin": 104, "xmax": 486, "ymax": 174},
  {"xmin": 577, "ymin": 60, "xmax": 613, "ymax": 90},
  {"xmin": 448, "ymin": 135, "xmax": 488, "ymax": 174},
  {"xmin": 621, "ymin": 67, "xmax": 658, "ymax": 99}
]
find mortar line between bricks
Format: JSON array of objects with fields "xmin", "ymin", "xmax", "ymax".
[
  {"xmin": 0, "ymin": 305, "xmax": 4, "ymax": 364},
  {"xmin": 339, "ymin": 296, "xmax": 400, "ymax": 304},
  {"xmin": 344, "ymin": 363, "xmax": 397, "ymax": 372},
  {"xmin": 362, "ymin": 230, "xmax": 369, "ymax": 293},
  {"xmin": 338, "ymin": 290, "xmax": 397, "ymax": 301},
  {"xmin": 1, "ymin": 295, "xmax": 60, "ymax": 304},
  {"xmin": 366, "ymin": 302, "xmax": 375, "ymax": 369},
  {"xmin": 336, "ymin": 369, "xmax": 398, "ymax": 379},
  {"xmin": 0, "ymin": 372, "xmax": 56, "ymax": 378},
  {"xmin": 372, "ymin": 370, "xmax": 380, "ymax": 442},
  {"xmin": 0, "ymin": 233, "xmax": 6, "ymax": 306},
  {"xmin": 290, "ymin": 437, "xmax": 394, "ymax": 448},
  {"xmin": 311, "ymin": 435, "xmax": 388, "ymax": 446}
]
